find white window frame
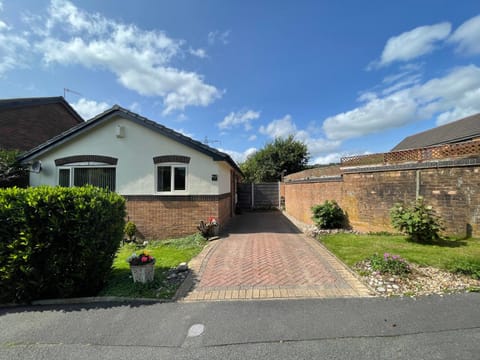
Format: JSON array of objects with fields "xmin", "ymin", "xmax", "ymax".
[
  {"xmin": 155, "ymin": 163, "xmax": 189, "ymax": 194},
  {"xmin": 57, "ymin": 163, "xmax": 116, "ymax": 191}
]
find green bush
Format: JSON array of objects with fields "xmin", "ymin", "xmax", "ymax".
[
  {"xmin": 0, "ymin": 149, "xmax": 28, "ymax": 188},
  {"xmin": 369, "ymin": 253, "xmax": 411, "ymax": 276},
  {"xmin": 447, "ymin": 259, "xmax": 480, "ymax": 280},
  {"xmin": 0, "ymin": 186, "xmax": 126, "ymax": 303},
  {"xmin": 124, "ymin": 221, "xmax": 137, "ymax": 241},
  {"xmin": 311, "ymin": 200, "xmax": 346, "ymax": 229},
  {"xmin": 390, "ymin": 197, "xmax": 443, "ymax": 243}
]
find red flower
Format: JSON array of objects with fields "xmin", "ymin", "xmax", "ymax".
[{"xmin": 141, "ymin": 256, "xmax": 148, "ymax": 263}]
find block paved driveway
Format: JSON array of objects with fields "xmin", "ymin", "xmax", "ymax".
[{"xmin": 180, "ymin": 211, "xmax": 371, "ymax": 301}]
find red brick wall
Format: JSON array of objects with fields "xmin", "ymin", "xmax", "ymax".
[
  {"xmin": 284, "ymin": 180, "xmax": 343, "ymax": 225},
  {"xmin": 125, "ymin": 194, "xmax": 232, "ymax": 240},
  {"xmin": 342, "ymin": 170, "xmax": 417, "ymax": 233},
  {"xmin": 284, "ymin": 164, "xmax": 480, "ymax": 237}
]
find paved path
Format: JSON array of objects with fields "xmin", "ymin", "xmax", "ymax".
[{"xmin": 181, "ymin": 211, "xmax": 371, "ymax": 301}]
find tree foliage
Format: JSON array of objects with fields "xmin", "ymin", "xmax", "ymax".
[
  {"xmin": 0, "ymin": 149, "xmax": 27, "ymax": 187},
  {"xmin": 240, "ymin": 136, "xmax": 309, "ymax": 182}
]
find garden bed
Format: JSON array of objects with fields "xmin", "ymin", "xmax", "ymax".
[
  {"xmin": 316, "ymin": 233, "xmax": 480, "ymax": 297},
  {"xmin": 355, "ymin": 260, "xmax": 480, "ymax": 297},
  {"xmin": 99, "ymin": 234, "xmax": 206, "ymax": 299}
]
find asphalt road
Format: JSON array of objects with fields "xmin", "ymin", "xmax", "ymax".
[{"xmin": 1, "ymin": 294, "xmax": 479, "ymax": 359}]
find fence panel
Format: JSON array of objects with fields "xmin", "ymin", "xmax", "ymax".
[{"xmin": 237, "ymin": 182, "xmax": 279, "ymax": 209}]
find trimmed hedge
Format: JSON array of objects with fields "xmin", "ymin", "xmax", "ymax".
[{"xmin": 0, "ymin": 186, "xmax": 126, "ymax": 303}]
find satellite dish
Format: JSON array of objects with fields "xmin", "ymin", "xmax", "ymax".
[{"xmin": 31, "ymin": 160, "xmax": 42, "ymax": 173}]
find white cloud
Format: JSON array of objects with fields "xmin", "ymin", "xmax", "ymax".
[
  {"xmin": 173, "ymin": 128, "xmax": 193, "ymax": 138},
  {"xmin": 449, "ymin": 14, "xmax": 480, "ymax": 55},
  {"xmin": 436, "ymin": 106, "xmax": 480, "ymax": 126},
  {"xmin": 70, "ymin": 97, "xmax": 110, "ymax": 119},
  {"xmin": 248, "ymin": 134, "xmax": 257, "ymax": 141},
  {"xmin": 323, "ymin": 94, "xmax": 417, "ymax": 140},
  {"xmin": 382, "ymin": 74, "xmax": 422, "ymax": 95},
  {"xmin": 378, "ymin": 22, "xmax": 451, "ymax": 66},
  {"xmin": 189, "ymin": 47, "xmax": 207, "ymax": 58},
  {"xmin": 128, "ymin": 101, "xmax": 141, "ymax": 113},
  {"xmin": 0, "ymin": 11, "xmax": 30, "ymax": 76},
  {"xmin": 259, "ymin": 114, "xmax": 341, "ymax": 161},
  {"xmin": 221, "ymin": 147, "xmax": 257, "ymax": 163},
  {"xmin": 218, "ymin": 110, "xmax": 260, "ymax": 130},
  {"xmin": 312, "ymin": 153, "xmax": 343, "ymax": 165},
  {"xmin": 259, "ymin": 114, "xmax": 297, "ymax": 138},
  {"xmin": 323, "ymin": 64, "xmax": 480, "ymax": 140},
  {"xmin": 32, "ymin": 0, "xmax": 221, "ymax": 114},
  {"xmin": 208, "ymin": 30, "xmax": 230, "ymax": 45}
]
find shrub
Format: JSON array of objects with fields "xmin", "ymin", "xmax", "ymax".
[
  {"xmin": 390, "ymin": 197, "xmax": 444, "ymax": 243},
  {"xmin": 311, "ymin": 200, "xmax": 346, "ymax": 229},
  {"xmin": 0, "ymin": 186, "xmax": 126, "ymax": 303},
  {"xmin": 447, "ymin": 259, "xmax": 480, "ymax": 280},
  {"xmin": 369, "ymin": 253, "xmax": 411, "ymax": 276},
  {"xmin": 124, "ymin": 221, "xmax": 137, "ymax": 240},
  {"xmin": 0, "ymin": 149, "xmax": 28, "ymax": 188}
]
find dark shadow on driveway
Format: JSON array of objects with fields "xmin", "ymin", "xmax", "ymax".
[{"xmin": 221, "ymin": 210, "xmax": 302, "ymax": 237}]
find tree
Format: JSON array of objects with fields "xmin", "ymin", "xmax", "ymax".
[
  {"xmin": 240, "ymin": 136, "xmax": 309, "ymax": 182},
  {"xmin": 0, "ymin": 149, "xmax": 28, "ymax": 188}
]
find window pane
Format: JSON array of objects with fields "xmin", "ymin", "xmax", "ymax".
[
  {"xmin": 74, "ymin": 168, "xmax": 88, "ymax": 187},
  {"xmin": 157, "ymin": 166, "xmax": 171, "ymax": 192},
  {"xmin": 59, "ymin": 169, "xmax": 70, "ymax": 187},
  {"xmin": 73, "ymin": 168, "xmax": 116, "ymax": 191},
  {"xmin": 174, "ymin": 167, "xmax": 186, "ymax": 190}
]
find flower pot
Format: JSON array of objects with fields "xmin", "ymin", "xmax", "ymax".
[{"xmin": 130, "ymin": 263, "xmax": 155, "ymax": 283}]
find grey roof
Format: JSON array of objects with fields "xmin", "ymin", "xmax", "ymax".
[
  {"xmin": 19, "ymin": 105, "xmax": 242, "ymax": 174},
  {"xmin": 392, "ymin": 113, "xmax": 480, "ymax": 151}
]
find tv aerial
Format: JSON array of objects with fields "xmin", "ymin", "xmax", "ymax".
[
  {"xmin": 63, "ymin": 88, "xmax": 82, "ymax": 100},
  {"xmin": 203, "ymin": 136, "xmax": 221, "ymax": 146}
]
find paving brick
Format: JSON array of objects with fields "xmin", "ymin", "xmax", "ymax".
[{"xmin": 181, "ymin": 212, "xmax": 371, "ymax": 302}]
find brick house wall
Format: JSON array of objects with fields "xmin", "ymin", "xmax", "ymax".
[
  {"xmin": 125, "ymin": 193, "xmax": 232, "ymax": 240},
  {"xmin": 283, "ymin": 159, "xmax": 480, "ymax": 237}
]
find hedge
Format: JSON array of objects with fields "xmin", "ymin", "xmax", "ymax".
[{"xmin": 0, "ymin": 186, "xmax": 126, "ymax": 303}]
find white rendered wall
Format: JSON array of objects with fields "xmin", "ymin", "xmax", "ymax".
[{"xmin": 29, "ymin": 116, "xmax": 231, "ymax": 195}]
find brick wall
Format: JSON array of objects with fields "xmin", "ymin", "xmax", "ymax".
[
  {"xmin": 283, "ymin": 161, "xmax": 480, "ymax": 237},
  {"xmin": 284, "ymin": 180, "xmax": 343, "ymax": 224},
  {"xmin": 125, "ymin": 194, "xmax": 232, "ymax": 240}
]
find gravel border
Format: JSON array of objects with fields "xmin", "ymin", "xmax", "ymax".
[{"xmin": 355, "ymin": 260, "xmax": 480, "ymax": 297}]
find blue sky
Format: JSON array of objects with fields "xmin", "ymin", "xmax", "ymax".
[{"xmin": 1, "ymin": 1, "xmax": 480, "ymax": 164}]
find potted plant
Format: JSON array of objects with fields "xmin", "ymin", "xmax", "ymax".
[
  {"xmin": 197, "ymin": 216, "xmax": 219, "ymax": 240},
  {"xmin": 124, "ymin": 221, "xmax": 137, "ymax": 244},
  {"xmin": 127, "ymin": 250, "xmax": 155, "ymax": 283}
]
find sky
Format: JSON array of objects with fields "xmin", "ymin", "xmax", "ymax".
[{"xmin": 1, "ymin": 0, "xmax": 480, "ymax": 165}]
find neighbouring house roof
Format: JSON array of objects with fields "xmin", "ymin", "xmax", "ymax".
[
  {"xmin": 0, "ymin": 96, "xmax": 84, "ymax": 152},
  {"xmin": 392, "ymin": 113, "xmax": 480, "ymax": 151},
  {"xmin": 19, "ymin": 105, "xmax": 242, "ymax": 175}
]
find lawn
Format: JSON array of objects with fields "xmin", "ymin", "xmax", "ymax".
[
  {"xmin": 99, "ymin": 234, "xmax": 206, "ymax": 299},
  {"xmin": 319, "ymin": 233, "xmax": 480, "ymax": 278}
]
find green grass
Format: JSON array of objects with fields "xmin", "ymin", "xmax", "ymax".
[
  {"xmin": 319, "ymin": 233, "xmax": 480, "ymax": 278},
  {"xmin": 99, "ymin": 234, "xmax": 206, "ymax": 299}
]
